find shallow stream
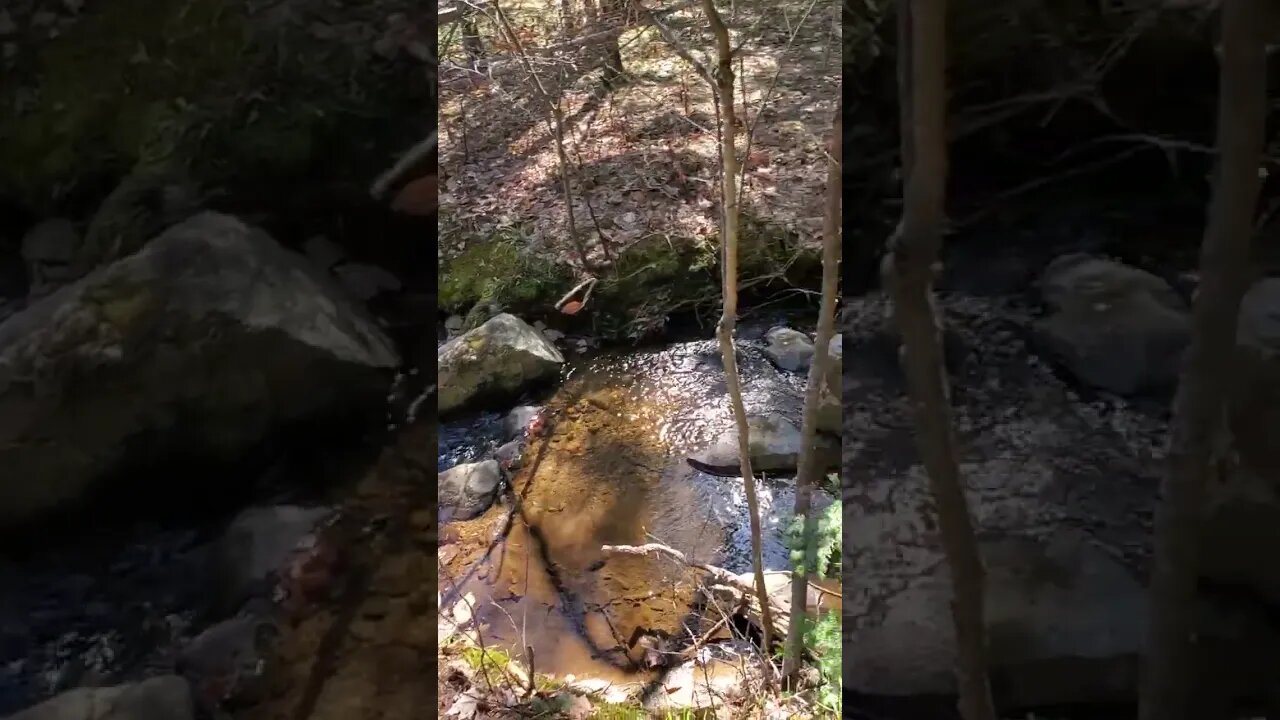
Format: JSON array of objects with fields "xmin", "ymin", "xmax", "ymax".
[{"xmin": 437, "ymin": 322, "xmax": 839, "ymax": 688}]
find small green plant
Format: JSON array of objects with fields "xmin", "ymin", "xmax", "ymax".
[
  {"xmin": 805, "ymin": 611, "xmax": 842, "ymax": 714},
  {"xmin": 785, "ymin": 500, "xmax": 842, "ymax": 578},
  {"xmin": 784, "ymin": 498, "xmax": 842, "ymax": 716}
]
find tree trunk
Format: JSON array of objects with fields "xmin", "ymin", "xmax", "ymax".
[
  {"xmin": 599, "ymin": 0, "xmax": 626, "ymax": 87},
  {"xmin": 781, "ymin": 100, "xmax": 842, "ymax": 681},
  {"xmin": 889, "ymin": 2, "xmax": 996, "ymax": 719},
  {"xmin": 1139, "ymin": 2, "xmax": 1269, "ymax": 718},
  {"xmin": 700, "ymin": 0, "xmax": 776, "ymax": 682}
]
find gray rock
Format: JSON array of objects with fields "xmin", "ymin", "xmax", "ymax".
[
  {"xmin": 1032, "ymin": 254, "xmax": 1190, "ymax": 394},
  {"xmin": 439, "ymin": 460, "xmax": 502, "ymax": 522},
  {"xmin": 438, "ymin": 314, "xmax": 564, "ymax": 415},
  {"xmin": 332, "ymin": 262, "xmax": 401, "ymax": 301},
  {"xmin": 762, "ymin": 326, "xmax": 814, "ymax": 372},
  {"xmin": 2, "ymin": 675, "xmax": 194, "ymax": 720},
  {"xmin": 444, "ymin": 315, "xmax": 464, "ymax": 332},
  {"xmin": 687, "ymin": 414, "xmax": 839, "ymax": 477},
  {"xmin": 0, "ymin": 213, "xmax": 398, "ymax": 527},
  {"xmin": 503, "ymin": 405, "xmax": 543, "ymax": 440},
  {"xmin": 211, "ymin": 505, "xmax": 330, "ymax": 613}
]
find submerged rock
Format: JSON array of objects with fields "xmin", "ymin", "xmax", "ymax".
[
  {"xmin": 687, "ymin": 414, "xmax": 838, "ymax": 477},
  {"xmin": 438, "ymin": 314, "xmax": 564, "ymax": 415},
  {"xmin": 2, "ymin": 675, "xmax": 194, "ymax": 720},
  {"xmin": 1032, "ymin": 254, "xmax": 1190, "ymax": 394},
  {"xmin": 762, "ymin": 326, "xmax": 814, "ymax": 372},
  {"xmin": 0, "ymin": 212, "xmax": 398, "ymax": 528},
  {"xmin": 439, "ymin": 460, "xmax": 502, "ymax": 522}
]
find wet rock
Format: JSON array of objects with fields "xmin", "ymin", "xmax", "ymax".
[
  {"xmin": 762, "ymin": 326, "xmax": 814, "ymax": 372},
  {"xmin": 1031, "ymin": 254, "xmax": 1190, "ymax": 394},
  {"xmin": 0, "ymin": 212, "xmax": 399, "ymax": 528},
  {"xmin": 687, "ymin": 414, "xmax": 839, "ymax": 477},
  {"xmin": 439, "ymin": 460, "xmax": 502, "ymax": 522},
  {"xmin": 2, "ymin": 675, "xmax": 193, "ymax": 720},
  {"xmin": 211, "ymin": 505, "xmax": 330, "ymax": 614},
  {"xmin": 503, "ymin": 405, "xmax": 543, "ymax": 440},
  {"xmin": 20, "ymin": 219, "xmax": 79, "ymax": 297},
  {"xmin": 177, "ymin": 617, "xmax": 274, "ymax": 709},
  {"xmin": 438, "ymin": 314, "xmax": 564, "ymax": 415},
  {"xmin": 333, "ymin": 262, "xmax": 401, "ymax": 302}
]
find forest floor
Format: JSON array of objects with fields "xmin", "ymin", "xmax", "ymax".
[{"xmin": 436, "ymin": 0, "xmax": 840, "ymax": 330}]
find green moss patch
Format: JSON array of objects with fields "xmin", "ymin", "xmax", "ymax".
[
  {"xmin": 0, "ymin": 0, "xmax": 427, "ymax": 219},
  {"xmin": 439, "ymin": 235, "xmax": 574, "ymax": 315}
]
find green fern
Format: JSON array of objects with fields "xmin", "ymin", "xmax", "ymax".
[{"xmin": 785, "ymin": 500, "xmax": 842, "ymax": 579}]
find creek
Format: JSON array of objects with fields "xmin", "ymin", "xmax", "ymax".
[{"xmin": 437, "ymin": 317, "xmax": 840, "ymax": 693}]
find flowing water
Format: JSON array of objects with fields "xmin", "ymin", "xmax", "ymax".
[{"xmin": 437, "ymin": 326, "xmax": 840, "ymax": 689}]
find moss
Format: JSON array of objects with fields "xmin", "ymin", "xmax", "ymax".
[
  {"xmin": 0, "ymin": 0, "xmax": 427, "ymax": 218},
  {"xmin": 439, "ymin": 236, "xmax": 573, "ymax": 314},
  {"xmin": 0, "ymin": 0, "xmax": 251, "ymax": 206}
]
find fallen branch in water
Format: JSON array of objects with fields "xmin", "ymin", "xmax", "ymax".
[{"xmin": 600, "ymin": 541, "xmax": 794, "ymax": 641}]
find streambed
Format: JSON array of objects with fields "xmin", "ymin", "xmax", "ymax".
[{"xmin": 437, "ymin": 325, "xmax": 840, "ymax": 690}]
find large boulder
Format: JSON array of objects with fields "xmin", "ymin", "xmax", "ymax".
[
  {"xmin": 437, "ymin": 314, "xmax": 564, "ymax": 415},
  {"xmin": 1032, "ymin": 254, "xmax": 1190, "ymax": 394},
  {"xmin": 2, "ymin": 675, "xmax": 194, "ymax": 720},
  {"xmin": 687, "ymin": 413, "xmax": 839, "ymax": 477},
  {"xmin": 0, "ymin": 212, "xmax": 399, "ymax": 528}
]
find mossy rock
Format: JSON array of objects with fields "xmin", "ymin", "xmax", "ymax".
[{"xmin": 0, "ymin": 0, "xmax": 427, "ymax": 220}]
